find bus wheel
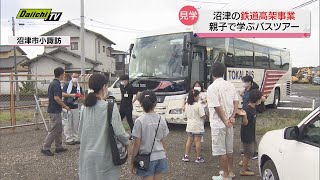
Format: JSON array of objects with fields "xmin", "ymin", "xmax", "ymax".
[{"xmin": 272, "ymin": 89, "xmax": 280, "ymax": 109}]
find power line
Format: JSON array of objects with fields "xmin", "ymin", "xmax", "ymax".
[
  {"xmin": 84, "ymin": 17, "xmax": 143, "ymax": 32},
  {"xmin": 185, "ymin": 0, "xmax": 228, "ymax": 5},
  {"xmin": 220, "ymin": 3, "xmax": 229, "ymax": 9},
  {"xmin": 292, "ymin": 0, "xmax": 318, "ymax": 9},
  {"xmin": 85, "ymin": 24, "xmax": 142, "ymax": 33},
  {"xmin": 239, "ymin": 0, "xmax": 256, "ymax": 10}
]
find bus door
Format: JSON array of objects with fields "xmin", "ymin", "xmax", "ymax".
[{"xmin": 191, "ymin": 46, "xmax": 207, "ymax": 88}]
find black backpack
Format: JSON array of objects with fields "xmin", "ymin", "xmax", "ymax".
[{"xmin": 106, "ymin": 99, "xmax": 128, "ymax": 165}]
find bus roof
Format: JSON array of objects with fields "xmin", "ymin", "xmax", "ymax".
[{"xmin": 137, "ymin": 26, "xmax": 289, "ymax": 52}]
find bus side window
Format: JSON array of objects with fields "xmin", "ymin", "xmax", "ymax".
[
  {"xmin": 224, "ymin": 39, "xmax": 235, "ymax": 67},
  {"xmin": 281, "ymin": 51, "xmax": 290, "ymax": 70},
  {"xmin": 255, "ymin": 52, "xmax": 269, "ymax": 68},
  {"xmin": 270, "ymin": 55, "xmax": 281, "ymax": 70},
  {"xmin": 269, "ymin": 48, "xmax": 281, "ymax": 70},
  {"xmin": 254, "ymin": 45, "xmax": 270, "ymax": 69},
  {"xmin": 234, "ymin": 49, "xmax": 254, "ymax": 67}
]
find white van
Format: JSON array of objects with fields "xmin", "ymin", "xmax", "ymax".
[{"xmin": 108, "ymin": 78, "xmax": 121, "ymax": 102}]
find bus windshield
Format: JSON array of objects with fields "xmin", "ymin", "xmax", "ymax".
[{"xmin": 129, "ymin": 33, "xmax": 188, "ymax": 79}]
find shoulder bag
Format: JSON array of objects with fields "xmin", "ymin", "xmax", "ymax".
[{"xmin": 133, "ymin": 115, "xmax": 161, "ymax": 170}]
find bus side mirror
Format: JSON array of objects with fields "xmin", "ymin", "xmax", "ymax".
[
  {"xmin": 129, "ymin": 43, "xmax": 134, "ymax": 55},
  {"xmin": 182, "ymin": 34, "xmax": 189, "ymax": 66}
]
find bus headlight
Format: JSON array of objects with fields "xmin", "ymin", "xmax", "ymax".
[{"xmin": 169, "ymin": 108, "xmax": 183, "ymax": 114}]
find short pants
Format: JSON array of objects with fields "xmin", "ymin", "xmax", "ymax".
[
  {"xmin": 136, "ymin": 158, "xmax": 168, "ymax": 177},
  {"xmin": 211, "ymin": 127, "xmax": 234, "ymax": 156},
  {"xmin": 187, "ymin": 132, "xmax": 204, "ymax": 137},
  {"xmin": 243, "ymin": 142, "xmax": 254, "ymax": 157}
]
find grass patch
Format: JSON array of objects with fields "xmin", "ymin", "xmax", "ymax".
[
  {"xmin": 0, "ymin": 110, "xmax": 49, "ymax": 122},
  {"xmin": 256, "ymin": 109, "xmax": 311, "ymax": 135},
  {"xmin": 0, "ymin": 111, "xmax": 11, "ymax": 122},
  {"xmin": 306, "ymin": 84, "xmax": 320, "ymax": 90}
]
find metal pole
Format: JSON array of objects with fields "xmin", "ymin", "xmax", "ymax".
[
  {"xmin": 312, "ymin": 98, "xmax": 315, "ymax": 110},
  {"xmin": 10, "ymin": 73, "xmax": 15, "ymax": 131},
  {"xmin": 12, "ymin": 17, "xmax": 20, "ymax": 101},
  {"xmin": 80, "ymin": 0, "xmax": 85, "ymax": 77}
]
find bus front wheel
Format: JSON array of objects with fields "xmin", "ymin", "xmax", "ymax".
[{"xmin": 272, "ymin": 89, "xmax": 280, "ymax": 109}]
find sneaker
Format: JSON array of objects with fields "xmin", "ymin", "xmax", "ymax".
[
  {"xmin": 182, "ymin": 155, "xmax": 190, "ymax": 162},
  {"xmin": 41, "ymin": 149, "xmax": 54, "ymax": 156},
  {"xmin": 239, "ymin": 160, "xmax": 243, "ymax": 167},
  {"xmin": 55, "ymin": 147, "xmax": 68, "ymax": 153},
  {"xmin": 240, "ymin": 169, "xmax": 255, "ymax": 176},
  {"xmin": 219, "ymin": 171, "xmax": 236, "ymax": 178},
  {"xmin": 251, "ymin": 152, "xmax": 258, "ymax": 160},
  {"xmin": 66, "ymin": 141, "xmax": 76, "ymax": 145},
  {"xmin": 129, "ymin": 135, "xmax": 134, "ymax": 140},
  {"xmin": 212, "ymin": 175, "xmax": 232, "ymax": 180},
  {"xmin": 195, "ymin": 157, "xmax": 205, "ymax": 163}
]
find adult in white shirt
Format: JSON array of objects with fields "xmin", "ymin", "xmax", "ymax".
[{"xmin": 207, "ymin": 63, "xmax": 239, "ymax": 180}]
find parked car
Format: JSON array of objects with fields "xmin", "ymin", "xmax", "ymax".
[
  {"xmin": 108, "ymin": 78, "xmax": 121, "ymax": 102},
  {"xmin": 258, "ymin": 107, "xmax": 320, "ymax": 180},
  {"xmin": 313, "ymin": 76, "xmax": 320, "ymax": 85}
]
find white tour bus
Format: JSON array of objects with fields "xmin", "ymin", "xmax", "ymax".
[{"xmin": 128, "ymin": 27, "xmax": 291, "ymax": 124}]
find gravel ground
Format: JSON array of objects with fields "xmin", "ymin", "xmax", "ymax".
[
  {"xmin": 0, "ymin": 118, "xmax": 261, "ymax": 180},
  {"xmin": 2, "ymin": 83, "xmax": 318, "ymax": 180}
]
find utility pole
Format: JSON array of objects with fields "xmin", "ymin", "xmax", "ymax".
[
  {"xmin": 12, "ymin": 17, "xmax": 20, "ymax": 101},
  {"xmin": 80, "ymin": 0, "xmax": 85, "ymax": 77}
]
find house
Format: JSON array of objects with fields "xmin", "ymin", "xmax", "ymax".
[
  {"xmin": 22, "ymin": 21, "xmax": 117, "ymax": 76},
  {"xmin": 111, "ymin": 49, "xmax": 129, "ymax": 77},
  {"xmin": 0, "ymin": 45, "xmax": 29, "ymax": 73}
]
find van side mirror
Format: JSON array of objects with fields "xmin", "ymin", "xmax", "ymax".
[
  {"xmin": 182, "ymin": 34, "xmax": 189, "ymax": 66},
  {"xmin": 284, "ymin": 126, "xmax": 299, "ymax": 140}
]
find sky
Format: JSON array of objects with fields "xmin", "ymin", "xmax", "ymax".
[{"xmin": 0, "ymin": 0, "xmax": 319, "ymax": 67}]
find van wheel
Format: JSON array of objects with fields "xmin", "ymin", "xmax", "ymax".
[
  {"xmin": 262, "ymin": 160, "xmax": 279, "ymax": 180},
  {"xmin": 272, "ymin": 89, "xmax": 280, "ymax": 109}
]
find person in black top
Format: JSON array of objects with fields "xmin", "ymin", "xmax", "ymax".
[
  {"xmin": 240, "ymin": 89, "xmax": 262, "ymax": 176},
  {"xmin": 41, "ymin": 67, "xmax": 70, "ymax": 156},
  {"xmin": 62, "ymin": 73, "xmax": 84, "ymax": 145},
  {"xmin": 119, "ymin": 74, "xmax": 139, "ymax": 136}
]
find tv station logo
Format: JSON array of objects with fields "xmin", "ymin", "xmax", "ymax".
[{"xmin": 16, "ymin": 9, "xmax": 63, "ymax": 21}]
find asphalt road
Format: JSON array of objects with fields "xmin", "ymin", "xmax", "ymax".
[{"xmin": 280, "ymin": 84, "xmax": 320, "ymax": 109}]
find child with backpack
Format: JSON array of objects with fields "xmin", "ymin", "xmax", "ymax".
[{"xmin": 182, "ymin": 89, "xmax": 206, "ymax": 163}]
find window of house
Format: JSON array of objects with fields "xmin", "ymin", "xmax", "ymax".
[
  {"xmin": 98, "ymin": 41, "xmax": 100, "ymax": 53},
  {"xmin": 71, "ymin": 42, "xmax": 78, "ymax": 50},
  {"xmin": 103, "ymin": 46, "xmax": 105, "ymax": 53}
]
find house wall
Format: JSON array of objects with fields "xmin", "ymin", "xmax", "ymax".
[
  {"xmin": 43, "ymin": 25, "xmax": 115, "ymax": 74},
  {"xmin": 52, "ymin": 51, "xmax": 95, "ymax": 71},
  {"xmin": 0, "ymin": 50, "xmax": 24, "ymax": 58},
  {"xmin": 29, "ymin": 58, "xmax": 65, "ymax": 91}
]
